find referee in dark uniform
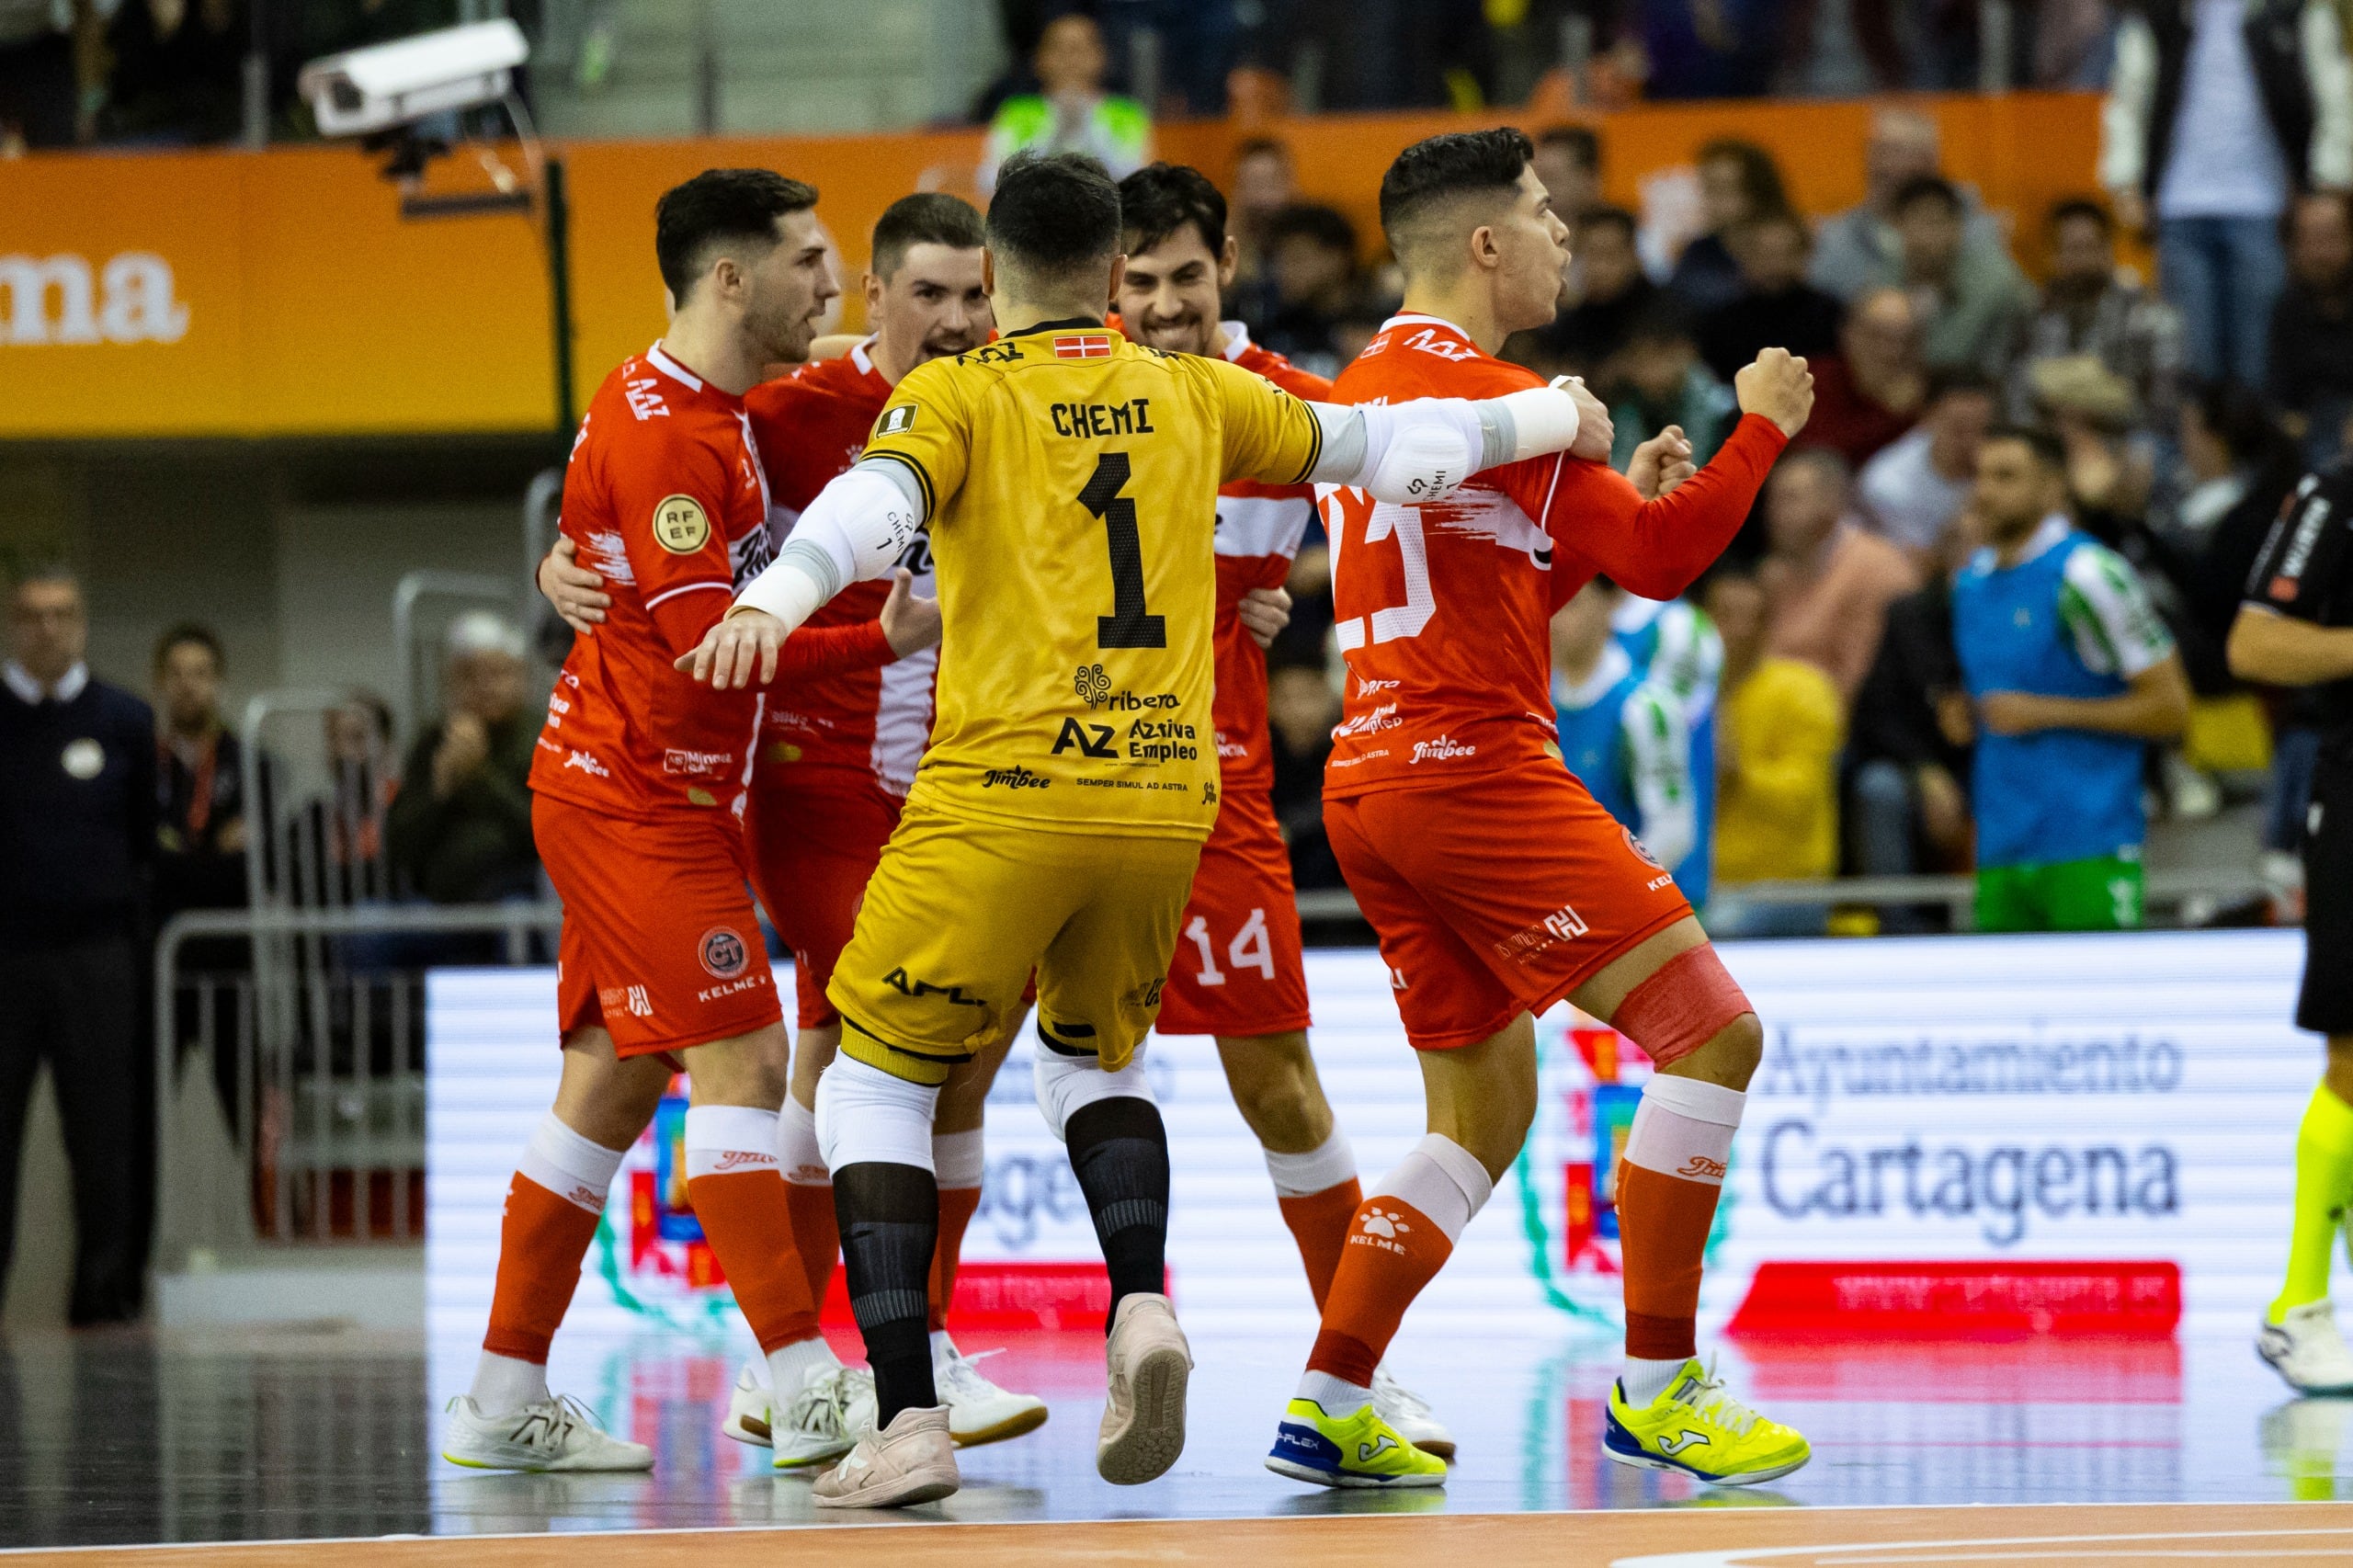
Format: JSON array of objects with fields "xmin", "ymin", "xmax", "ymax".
[
  {"xmin": 0, "ymin": 566, "xmax": 157, "ymax": 1324},
  {"xmin": 2234, "ymin": 459, "xmax": 2353, "ymax": 1394}
]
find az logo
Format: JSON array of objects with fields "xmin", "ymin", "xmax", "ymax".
[{"xmin": 1052, "ymin": 717, "xmax": 1117, "ymax": 758}]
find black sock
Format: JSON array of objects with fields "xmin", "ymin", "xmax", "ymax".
[
  {"xmin": 833, "ymin": 1161, "xmax": 938, "ymax": 1425},
  {"xmin": 1064, "ymin": 1096, "xmax": 1170, "ymax": 1331}
]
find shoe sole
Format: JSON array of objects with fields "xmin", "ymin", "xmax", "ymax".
[
  {"xmin": 1264, "ymin": 1454, "xmax": 1447, "ymax": 1489},
  {"xmin": 440, "ymin": 1449, "xmax": 653, "ymax": 1474},
  {"xmin": 812, "ymin": 1470, "xmax": 959, "ymax": 1509},
  {"xmin": 953, "ymin": 1405, "xmax": 1050, "ymax": 1448},
  {"xmin": 1409, "ymin": 1437, "xmax": 1457, "ymax": 1461},
  {"xmin": 2256, "ymin": 1339, "xmax": 2353, "ymax": 1395},
  {"xmin": 722, "ymin": 1412, "xmax": 772, "ymax": 1448},
  {"xmin": 1602, "ymin": 1442, "xmax": 1810, "ymax": 1487},
  {"xmin": 1097, "ymin": 1343, "xmax": 1189, "ymax": 1485}
]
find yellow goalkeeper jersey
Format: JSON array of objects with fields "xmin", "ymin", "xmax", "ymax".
[{"xmin": 858, "ymin": 319, "xmax": 1324, "ymax": 838}]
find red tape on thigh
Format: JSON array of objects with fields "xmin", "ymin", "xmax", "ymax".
[{"xmin": 1608, "ymin": 944, "xmax": 1752, "ymax": 1068}]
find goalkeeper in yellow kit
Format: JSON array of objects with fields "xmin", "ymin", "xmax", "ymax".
[{"xmin": 679, "ymin": 151, "xmax": 1608, "ymax": 1508}]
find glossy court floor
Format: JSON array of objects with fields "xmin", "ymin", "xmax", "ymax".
[{"xmin": 3, "ymin": 1325, "xmax": 2352, "ymax": 1562}]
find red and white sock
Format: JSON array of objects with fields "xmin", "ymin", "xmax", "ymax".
[
  {"xmin": 472, "ymin": 1113, "xmax": 626, "ymax": 1414},
  {"xmin": 1297, "ymin": 1133, "xmax": 1491, "ymax": 1415},
  {"xmin": 684, "ymin": 1105, "xmax": 827, "ymax": 1392},
  {"xmin": 930, "ymin": 1128, "xmax": 985, "ymax": 1342},
  {"xmin": 1264, "ymin": 1131, "xmax": 1361, "ymax": 1312},
  {"xmin": 1618, "ymin": 1075, "xmax": 1744, "ymax": 1406}
]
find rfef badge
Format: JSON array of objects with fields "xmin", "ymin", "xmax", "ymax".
[{"xmin": 651, "ymin": 494, "xmax": 711, "ymax": 553}]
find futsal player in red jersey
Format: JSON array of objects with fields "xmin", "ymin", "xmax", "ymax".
[
  {"xmin": 1261, "ymin": 130, "xmax": 1820, "ymax": 1490},
  {"xmin": 445, "ymin": 168, "xmax": 869, "ymax": 1472}
]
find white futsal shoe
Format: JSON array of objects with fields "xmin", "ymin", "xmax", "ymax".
[
  {"xmin": 2260, "ymin": 1300, "xmax": 2353, "ymax": 1394},
  {"xmin": 720, "ymin": 1357, "xmax": 878, "ymax": 1469},
  {"xmin": 1373, "ymin": 1364, "xmax": 1457, "ymax": 1460},
  {"xmin": 441, "ymin": 1392, "xmax": 653, "ymax": 1472},
  {"xmin": 935, "ymin": 1336, "xmax": 1051, "ymax": 1447},
  {"xmin": 1097, "ymin": 1291, "xmax": 1192, "ymax": 1484},
  {"xmin": 812, "ymin": 1404, "xmax": 960, "ymax": 1509}
]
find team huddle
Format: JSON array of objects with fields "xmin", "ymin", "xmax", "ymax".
[{"xmin": 441, "ymin": 130, "xmax": 1817, "ymax": 1506}]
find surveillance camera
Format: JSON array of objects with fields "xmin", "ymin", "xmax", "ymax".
[{"xmin": 299, "ymin": 19, "xmax": 529, "ymax": 139}]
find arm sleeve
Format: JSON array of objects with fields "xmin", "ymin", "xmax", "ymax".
[
  {"xmin": 607, "ymin": 441, "xmax": 742, "ymax": 657},
  {"xmin": 2059, "ymin": 541, "xmax": 2177, "ymax": 677},
  {"xmin": 735, "ymin": 461, "xmax": 927, "ymax": 628},
  {"xmin": 1622, "ymin": 686, "xmax": 1698, "ymax": 871},
  {"xmin": 1508, "ymin": 414, "xmax": 1789, "ymax": 601},
  {"xmin": 2245, "ymin": 472, "xmax": 2348, "ymax": 625}
]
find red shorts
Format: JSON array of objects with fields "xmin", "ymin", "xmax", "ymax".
[
  {"xmin": 536, "ymin": 794, "xmax": 782, "ymax": 1059},
  {"xmin": 1326, "ymin": 767, "xmax": 1692, "ymax": 1051},
  {"xmin": 745, "ymin": 772, "xmax": 902, "ymax": 1029},
  {"xmin": 1156, "ymin": 790, "xmax": 1312, "ymax": 1039}
]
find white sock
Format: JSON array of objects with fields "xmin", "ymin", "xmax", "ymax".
[
  {"xmin": 1263, "ymin": 1129, "xmax": 1357, "ymax": 1198},
  {"xmin": 684, "ymin": 1104, "xmax": 782, "ymax": 1178},
  {"xmin": 1620, "ymin": 1356, "xmax": 1693, "ymax": 1406},
  {"xmin": 1295, "ymin": 1369, "xmax": 1372, "ymax": 1415},
  {"xmin": 766, "ymin": 1335, "xmax": 841, "ymax": 1400},
  {"xmin": 930, "ymin": 1328, "xmax": 957, "ymax": 1359},
  {"xmin": 1369, "ymin": 1133, "xmax": 1494, "ymax": 1243},
  {"xmin": 469, "ymin": 1351, "xmax": 549, "ymax": 1415},
  {"xmin": 779, "ymin": 1096, "xmax": 829, "ymax": 1187},
  {"xmin": 515, "ymin": 1112, "xmax": 628, "ymax": 1214}
]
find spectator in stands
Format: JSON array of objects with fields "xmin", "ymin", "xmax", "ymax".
[
  {"xmin": 1893, "ymin": 176, "xmax": 2035, "ymax": 379},
  {"xmin": 1704, "ymin": 562, "xmax": 1847, "ymax": 937},
  {"xmin": 1229, "ymin": 136, "xmax": 1298, "ymax": 298},
  {"xmin": 0, "ymin": 0, "xmax": 76, "ymax": 150},
  {"xmin": 978, "ymin": 14, "xmax": 1150, "ymax": 193},
  {"xmin": 1802, "ymin": 285, "xmax": 1928, "ymax": 467},
  {"xmin": 1532, "ymin": 122, "xmax": 1603, "ymax": 219},
  {"xmin": 2102, "ymin": 0, "xmax": 2352, "ymax": 388},
  {"xmin": 1507, "ymin": 205, "xmax": 1656, "ymax": 381},
  {"xmin": 1760, "ymin": 446, "xmax": 1924, "ymax": 702},
  {"xmin": 1667, "ymin": 139, "xmax": 1790, "ymax": 317},
  {"xmin": 387, "ymin": 611, "xmax": 539, "ymax": 906},
  {"xmin": 1267, "ymin": 662, "xmax": 1343, "ymax": 891},
  {"xmin": 153, "ymin": 622, "xmax": 245, "ymax": 924},
  {"xmin": 1552, "ymin": 577, "xmax": 1707, "ymax": 905},
  {"xmin": 1858, "ymin": 369, "xmax": 1998, "ymax": 563},
  {"xmin": 1698, "ymin": 209, "xmax": 1844, "ymax": 383},
  {"xmin": 1608, "ymin": 302, "xmax": 1737, "ymax": 468},
  {"xmin": 1811, "ymin": 106, "xmax": 2016, "ymax": 302},
  {"xmin": 1252, "ymin": 202, "xmax": 1362, "ymax": 377},
  {"xmin": 1625, "ymin": 0, "xmax": 1787, "ymax": 99},
  {"xmin": 0, "ymin": 565, "xmax": 155, "ymax": 1324},
  {"xmin": 2011, "ymin": 199, "xmax": 2187, "ymax": 434},
  {"xmin": 1953, "ymin": 426, "xmax": 2190, "ymax": 932},
  {"xmin": 2029, "ymin": 355, "xmax": 2157, "ymax": 545},
  {"xmin": 2269, "ymin": 190, "xmax": 2353, "ymax": 459},
  {"xmin": 100, "ymin": 0, "xmax": 244, "ymax": 144}
]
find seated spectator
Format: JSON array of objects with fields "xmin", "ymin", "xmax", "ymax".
[
  {"xmin": 1532, "ymin": 123, "xmax": 1604, "ymax": 219},
  {"xmin": 1802, "ymin": 286, "xmax": 1928, "ymax": 466},
  {"xmin": 1858, "ymin": 369, "xmax": 1998, "ymax": 563},
  {"xmin": 1228, "ymin": 136, "xmax": 1298, "ymax": 296},
  {"xmin": 2011, "ymin": 199, "xmax": 2186, "ymax": 433},
  {"xmin": 1666, "ymin": 139, "xmax": 1790, "ymax": 318},
  {"xmin": 1893, "ymin": 176, "xmax": 2035, "ymax": 379},
  {"xmin": 2151, "ymin": 380, "xmax": 2302, "ymax": 679},
  {"xmin": 1698, "ymin": 209, "xmax": 1844, "ymax": 383},
  {"xmin": 1953, "ymin": 427, "xmax": 2190, "ymax": 933},
  {"xmin": 2029, "ymin": 356, "xmax": 2155, "ymax": 545},
  {"xmin": 979, "ymin": 14, "xmax": 1150, "ymax": 193},
  {"xmin": 1845, "ymin": 519, "xmax": 1977, "ymax": 928},
  {"xmin": 1760, "ymin": 447, "xmax": 1923, "ymax": 702},
  {"xmin": 1252, "ymin": 203, "xmax": 1363, "ymax": 377},
  {"xmin": 386, "ymin": 615, "xmax": 539, "ymax": 905},
  {"xmin": 1267, "ymin": 662, "xmax": 1343, "ymax": 891},
  {"xmin": 2268, "ymin": 190, "xmax": 2353, "ymax": 460},
  {"xmin": 100, "ymin": 0, "xmax": 244, "ymax": 144},
  {"xmin": 1506, "ymin": 205, "xmax": 1656, "ymax": 381},
  {"xmin": 1811, "ymin": 106, "xmax": 2016, "ymax": 302},
  {"xmin": 1703, "ymin": 562, "xmax": 1847, "ymax": 937},
  {"xmin": 1608, "ymin": 303, "xmax": 1737, "ymax": 468},
  {"xmin": 153, "ymin": 622, "xmax": 247, "ymax": 923},
  {"xmin": 1552, "ymin": 577, "xmax": 1708, "ymax": 906}
]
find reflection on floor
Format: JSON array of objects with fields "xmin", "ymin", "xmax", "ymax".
[{"xmin": 1, "ymin": 1325, "xmax": 2348, "ymax": 1549}]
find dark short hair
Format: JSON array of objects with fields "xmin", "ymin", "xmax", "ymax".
[
  {"xmin": 1696, "ymin": 138, "xmax": 1790, "ymax": 219},
  {"xmin": 1984, "ymin": 422, "xmax": 2067, "ymax": 471},
  {"xmin": 1266, "ymin": 202, "xmax": 1357, "ymax": 256},
  {"xmin": 1535, "ymin": 123, "xmax": 1601, "ymax": 174},
  {"xmin": 2048, "ymin": 198, "xmax": 2111, "ymax": 236},
  {"xmin": 2189, "ymin": 378, "xmax": 2290, "ymax": 467},
  {"xmin": 987, "ymin": 152, "xmax": 1123, "ymax": 279},
  {"xmin": 1730, "ymin": 207, "xmax": 1809, "ymax": 249},
  {"xmin": 1380, "ymin": 128, "xmax": 1534, "ymax": 253},
  {"xmin": 1927, "ymin": 367, "xmax": 1999, "ymax": 403},
  {"xmin": 1120, "ymin": 163, "xmax": 1228, "ymax": 259},
  {"xmin": 655, "ymin": 168, "xmax": 820, "ymax": 305},
  {"xmin": 870, "ymin": 192, "xmax": 983, "ymax": 280},
  {"xmin": 9, "ymin": 562, "xmax": 77, "ymax": 597},
  {"xmin": 1577, "ymin": 204, "xmax": 1639, "ymax": 244},
  {"xmin": 154, "ymin": 622, "xmax": 224, "ymax": 676},
  {"xmin": 1235, "ymin": 136, "xmax": 1290, "ymax": 165},
  {"xmin": 1892, "ymin": 175, "xmax": 1962, "ymax": 218}
]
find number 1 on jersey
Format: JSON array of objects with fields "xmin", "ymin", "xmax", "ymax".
[{"xmin": 1081, "ymin": 452, "xmax": 1165, "ymax": 649}]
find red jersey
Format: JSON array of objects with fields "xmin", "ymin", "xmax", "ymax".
[
  {"xmin": 745, "ymin": 340, "xmax": 934, "ymax": 794},
  {"xmin": 529, "ymin": 343, "xmax": 775, "ymax": 822},
  {"xmin": 1322, "ymin": 312, "xmax": 1786, "ymax": 799},
  {"xmin": 1212, "ymin": 326, "xmax": 1329, "ymax": 799}
]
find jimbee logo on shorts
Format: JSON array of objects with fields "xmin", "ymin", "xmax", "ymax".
[{"xmin": 699, "ymin": 927, "xmax": 749, "ymax": 980}]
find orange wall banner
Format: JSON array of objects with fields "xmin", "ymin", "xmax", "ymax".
[{"xmin": 0, "ymin": 93, "xmax": 2102, "ymax": 440}]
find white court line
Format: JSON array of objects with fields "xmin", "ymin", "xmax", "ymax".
[{"xmin": 1613, "ymin": 1528, "xmax": 2353, "ymax": 1568}]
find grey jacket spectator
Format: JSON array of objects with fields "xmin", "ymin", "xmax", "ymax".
[
  {"xmin": 1811, "ymin": 107, "xmax": 2018, "ymax": 301},
  {"xmin": 385, "ymin": 612, "xmax": 540, "ymax": 904},
  {"xmin": 1893, "ymin": 176, "xmax": 2037, "ymax": 379},
  {"xmin": 2011, "ymin": 199, "xmax": 2187, "ymax": 430}
]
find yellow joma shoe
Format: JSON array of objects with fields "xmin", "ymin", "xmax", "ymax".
[
  {"xmin": 1266, "ymin": 1398, "xmax": 1449, "ymax": 1489},
  {"xmin": 1603, "ymin": 1359, "xmax": 1810, "ymax": 1486}
]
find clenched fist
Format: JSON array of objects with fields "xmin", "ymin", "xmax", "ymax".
[
  {"xmin": 1558, "ymin": 375, "xmax": 1615, "ymax": 462},
  {"xmin": 1734, "ymin": 347, "xmax": 1814, "ymax": 439}
]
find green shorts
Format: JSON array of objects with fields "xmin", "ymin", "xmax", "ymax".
[{"xmin": 1973, "ymin": 855, "xmax": 2145, "ymax": 934}]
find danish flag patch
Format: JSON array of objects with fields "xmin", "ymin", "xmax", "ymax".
[{"xmin": 1054, "ymin": 334, "xmax": 1112, "ymax": 359}]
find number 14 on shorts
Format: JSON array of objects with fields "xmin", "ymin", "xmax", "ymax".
[{"xmin": 1187, "ymin": 908, "xmax": 1276, "ymax": 985}]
